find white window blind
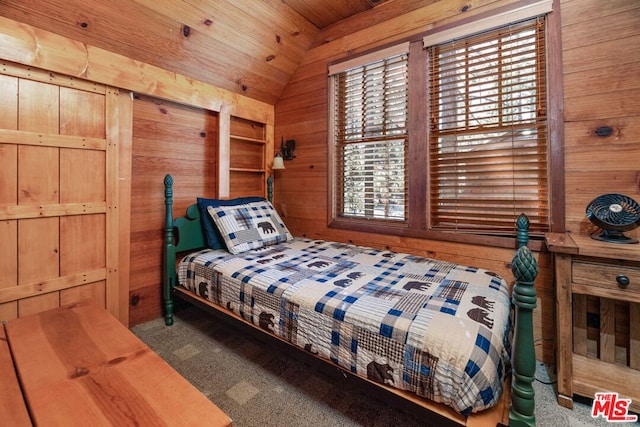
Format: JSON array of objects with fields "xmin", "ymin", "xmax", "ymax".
[
  {"xmin": 428, "ymin": 18, "xmax": 549, "ymax": 233},
  {"xmin": 332, "ymin": 51, "xmax": 409, "ymax": 221}
]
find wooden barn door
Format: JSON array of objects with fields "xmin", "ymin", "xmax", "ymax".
[{"xmin": 0, "ymin": 61, "xmax": 131, "ymax": 323}]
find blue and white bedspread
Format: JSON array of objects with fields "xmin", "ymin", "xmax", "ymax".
[{"xmin": 177, "ymin": 238, "xmax": 511, "ymax": 415}]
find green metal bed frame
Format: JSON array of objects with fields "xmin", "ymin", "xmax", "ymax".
[{"xmin": 162, "ymin": 174, "xmax": 538, "ymax": 426}]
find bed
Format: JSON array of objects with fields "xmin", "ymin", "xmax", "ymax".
[{"xmin": 162, "ymin": 174, "xmax": 538, "ymax": 427}]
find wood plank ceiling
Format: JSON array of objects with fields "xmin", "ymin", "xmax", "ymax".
[{"xmin": 0, "ymin": 0, "xmax": 395, "ymax": 105}]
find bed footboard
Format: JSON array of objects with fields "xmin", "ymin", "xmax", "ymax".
[{"xmin": 510, "ymin": 214, "xmax": 538, "ymax": 427}]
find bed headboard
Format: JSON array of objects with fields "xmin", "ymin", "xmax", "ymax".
[
  {"xmin": 163, "ymin": 174, "xmax": 206, "ymax": 253},
  {"xmin": 163, "ymin": 174, "xmax": 207, "ymax": 321}
]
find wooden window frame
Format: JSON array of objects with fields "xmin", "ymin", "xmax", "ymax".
[{"xmin": 328, "ymin": 0, "xmax": 564, "ymax": 250}]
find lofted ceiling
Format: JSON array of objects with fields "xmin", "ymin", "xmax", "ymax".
[
  {"xmin": 283, "ymin": 0, "xmax": 392, "ymax": 28},
  {"xmin": 0, "ymin": 0, "xmax": 402, "ymax": 106}
]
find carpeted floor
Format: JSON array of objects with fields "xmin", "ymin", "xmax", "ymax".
[{"xmin": 131, "ymin": 304, "xmax": 630, "ymax": 427}]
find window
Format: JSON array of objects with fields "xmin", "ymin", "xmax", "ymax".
[
  {"xmin": 428, "ymin": 19, "xmax": 548, "ymax": 233},
  {"xmin": 329, "ymin": 12, "xmax": 551, "ymax": 239},
  {"xmin": 330, "ymin": 45, "xmax": 409, "ymax": 222}
]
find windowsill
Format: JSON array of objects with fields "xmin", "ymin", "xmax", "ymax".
[{"xmin": 329, "ymin": 218, "xmax": 545, "ymax": 251}]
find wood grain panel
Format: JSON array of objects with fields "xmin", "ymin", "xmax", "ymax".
[
  {"xmin": 17, "ymin": 146, "xmax": 59, "ymax": 204},
  {"xmin": 0, "ymin": 220, "xmax": 17, "ymax": 289},
  {"xmin": 0, "ymin": 202, "xmax": 106, "ymax": 221},
  {"xmin": 0, "ymin": 129, "xmax": 106, "ymax": 150},
  {"xmin": 0, "ymin": 269, "xmax": 106, "ymax": 305},
  {"xmin": 60, "ymin": 214, "xmax": 106, "ymax": 275},
  {"xmin": 563, "ymin": 62, "xmax": 640, "ymax": 99},
  {"xmin": 0, "ymin": 74, "xmax": 18, "ymax": 129},
  {"xmin": 564, "ymin": 88, "xmax": 640, "ymax": 122},
  {"xmin": 133, "ymin": 135, "xmax": 217, "ymax": 164},
  {"xmin": 564, "ymin": 117, "xmax": 638, "ymax": 149},
  {"xmin": 108, "ymin": 87, "xmax": 133, "ymax": 324},
  {"xmin": 0, "ymin": 324, "xmax": 31, "ymax": 426},
  {"xmin": 0, "ymin": 144, "xmax": 17, "ymax": 205},
  {"xmin": 229, "ymin": 170, "xmax": 265, "ymax": 198},
  {"xmin": 18, "ymin": 292, "xmax": 59, "ymax": 317},
  {"xmin": 18, "ymin": 79, "xmax": 60, "ymax": 133},
  {"xmin": 60, "ymin": 281, "xmax": 106, "ymax": 307},
  {"xmin": 561, "ymin": 2, "xmax": 639, "ymax": 51},
  {"xmin": 560, "ymin": 0, "xmax": 638, "ymax": 27},
  {"xmin": 133, "ymin": 95, "xmax": 218, "ymax": 127},
  {"xmin": 6, "ymin": 302, "xmax": 232, "ymax": 425},
  {"xmin": 312, "ymin": 0, "xmax": 454, "ymax": 47},
  {"xmin": 129, "ymin": 94, "xmax": 219, "ymax": 325},
  {"xmin": 0, "ymin": 303, "xmax": 17, "ymax": 321},
  {"xmin": 565, "ymin": 30, "xmax": 639, "ymax": 75},
  {"xmin": 285, "ymin": 0, "xmax": 382, "ymax": 29},
  {"xmin": 599, "ymin": 298, "xmax": 616, "ymax": 363},
  {"xmin": 0, "ymin": 59, "xmax": 106, "ymax": 94},
  {"xmin": 573, "ymin": 293, "xmax": 587, "ymax": 356},
  {"xmin": 60, "ymin": 148, "xmax": 106, "ymax": 203},
  {"xmin": 230, "ymin": 139, "xmax": 264, "ymax": 170},
  {"xmin": 18, "ymin": 217, "xmax": 60, "ymax": 284},
  {"xmin": 60, "ymin": 87, "xmax": 106, "ymax": 138}
]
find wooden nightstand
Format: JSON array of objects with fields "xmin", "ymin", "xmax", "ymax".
[{"xmin": 546, "ymin": 233, "xmax": 640, "ymax": 413}]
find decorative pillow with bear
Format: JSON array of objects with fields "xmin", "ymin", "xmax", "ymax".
[
  {"xmin": 207, "ymin": 200, "xmax": 293, "ymax": 254},
  {"xmin": 197, "ymin": 196, "xmax": 265, "ymax": 249}
]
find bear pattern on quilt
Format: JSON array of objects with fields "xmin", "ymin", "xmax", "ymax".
[{"xmin": 177, "ymin": 238, "xmax": 510, "ymax": 416}]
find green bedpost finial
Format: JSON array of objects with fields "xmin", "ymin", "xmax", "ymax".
[
  {"xmin": 516, "ymin": 213, "xmax": 530, "ymax": 248},
  {"xmin": 509, "ymin": 245, "xmax": 538, "ymax": 427}
]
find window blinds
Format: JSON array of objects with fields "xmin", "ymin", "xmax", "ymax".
[
  {"xmin": 428, "ymin": 18, "xmax": 549, "ymax": 233},
  {"xmin": 332, "ymin": 51, "xmax": 409, "ymax": 221}
]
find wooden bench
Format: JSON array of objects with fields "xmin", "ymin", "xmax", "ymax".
[
  {"xmin": 4, "ymin": 301, "xmax": 232, "ymax": 426},
  {"xmin": 0, "ymin": 324, "xmax": 31, "ymax": 426}
]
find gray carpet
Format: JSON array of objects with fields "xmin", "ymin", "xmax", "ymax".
[{"xmin": 131, "ymin": 304, "xmax": 630, "ymax": 426}]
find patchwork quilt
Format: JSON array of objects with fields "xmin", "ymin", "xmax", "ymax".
[{"xmin": 177, "ymin": 238, "xmax": 511, "ymax": 415}]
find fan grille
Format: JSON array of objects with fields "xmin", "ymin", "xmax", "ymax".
[{"xmin": 586, "ymin": 194, "xmax": 640, "ymax": 232}]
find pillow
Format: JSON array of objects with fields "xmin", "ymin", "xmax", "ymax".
[
  {"xmin": 207, "ymin": 200, "xmax": 293, "ymax": 254},
  {"xmin": 197, "ymin": 197, "xmax": 265, "ymax": 249}
]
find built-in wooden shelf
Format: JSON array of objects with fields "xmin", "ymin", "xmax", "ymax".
[{"xmin": 229, "ymin": 116, "xmax": 267, "ymax": 198}]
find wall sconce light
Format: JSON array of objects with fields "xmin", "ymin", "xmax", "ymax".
[
  {"xmin": 272, "ymin": 153, "xmax": 285, "ymax": 170},
  {"xmin": 279, "ymin": 137, "xmax": 296, "ymax": 161}
]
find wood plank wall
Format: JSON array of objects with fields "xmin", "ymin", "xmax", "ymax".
[
  {"xmin": 129, "ymin": 94, "xmax": 219, "ymax": 325},
  {"xmin": 274, "ymin": 0, "xmax": 640, "ymax": 363},
  {"xmin": 561, "ymin": 0, "xmax": 640, "ymax": 238}
]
